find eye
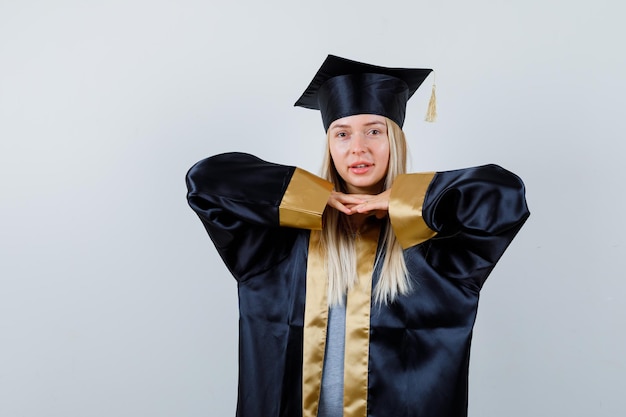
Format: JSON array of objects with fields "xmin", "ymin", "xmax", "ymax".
[
  {"xmin": 368, "ymin": 129, "xmax": 382, "ymax": 136},
  {"xmin": 335, "ymin": 131, "xmax": 348, "ymax": 139}
]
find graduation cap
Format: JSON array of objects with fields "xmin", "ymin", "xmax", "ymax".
[{"xmin": 294, "ymin": 54, "xmax": 435, "ymax": 131}]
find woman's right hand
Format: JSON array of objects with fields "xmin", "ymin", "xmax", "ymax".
[
  {"xmin": 327, "ymin": 191, "xmax": 366, "ymax": 215},
  {"xmin": 327, "ymin": 190, "xmax": 390, "ymax": 219}
]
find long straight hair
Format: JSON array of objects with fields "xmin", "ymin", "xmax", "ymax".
[{"xmin": 319, "ymin": 117, "xmax": 410, "ymax": 306}]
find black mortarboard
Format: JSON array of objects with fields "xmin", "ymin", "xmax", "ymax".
[{"xmin": 294, "ymin": 54, "xmax": 433, "ymax": 131}]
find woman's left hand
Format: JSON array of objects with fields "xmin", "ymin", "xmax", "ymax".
[{"xmin": 348, "ymin": 189, "xmax": 391, "ymax": 219}]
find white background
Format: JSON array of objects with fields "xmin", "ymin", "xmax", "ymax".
[{"xmin": 1, "ymin": 1, "xmax": 625, "ymax": 416}]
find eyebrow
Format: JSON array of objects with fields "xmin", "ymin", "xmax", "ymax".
[{"xmin": 329, "ymin": 121, "xmax": 386, "ymax": 130}]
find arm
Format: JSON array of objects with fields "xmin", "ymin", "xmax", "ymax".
[
  {"xmin": 186, "ymin": 152, "xmax": 333, "ymax": 281},
  {"xmin": 389, "ymin": 164, "xmax": 530, "ymax": 288}
]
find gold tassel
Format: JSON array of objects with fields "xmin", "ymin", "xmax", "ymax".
[{"xmin": 424, "ymin": 72, "xmax": 437, "ymax": 123}]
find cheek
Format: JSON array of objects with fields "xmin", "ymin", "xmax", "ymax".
[
  {"xmin": 328, "ymin": 145, "xmax": 344, "ymax": 166},
  {"xmin": 377, "ymin": 144, "xmax": 391, "ymax": 168}
]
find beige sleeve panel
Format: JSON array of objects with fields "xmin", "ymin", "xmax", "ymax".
[
  {"xmin": 389, "ymin": 172, "xmax": 438, "ymax": 249},
  {"xmin": 279, "ymin": 168, "xmax": 334, "ymax": 230}
]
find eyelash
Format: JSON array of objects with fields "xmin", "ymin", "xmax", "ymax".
[{"xmin": 334, "ymin": 129, "xmax": 384, "ymax": 139}]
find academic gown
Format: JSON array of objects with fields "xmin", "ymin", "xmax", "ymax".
[{"xmin": 186, "ymin": 152, "xmax": 530, "ymax": 417}]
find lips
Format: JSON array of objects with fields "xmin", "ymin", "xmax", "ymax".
[{"xmin": 349, "ymin": 162, "xmax": 374, "ymax": 174}]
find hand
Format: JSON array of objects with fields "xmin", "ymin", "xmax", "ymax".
[
  {"xmin": 327, "ymin": 189, "xmax": 390, "ymax": 219},
  {"xmin": 327, "ymin": 191, "xmax": 366, "ymax": 215},
  {"xmin": 350, "ymin": 189, "xmax": 390, "ymax": 219}
]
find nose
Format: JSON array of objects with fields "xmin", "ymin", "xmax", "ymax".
[{"xmin": 350, "ymin": 133, "xmax": 366, "ymax": 154}]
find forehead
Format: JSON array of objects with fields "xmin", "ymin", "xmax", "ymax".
[{"xmin": 329, "ymin": 114, "xmax": 387, "ymax": 129}]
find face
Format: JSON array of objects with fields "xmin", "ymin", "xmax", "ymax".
[{"xmin": 328, "ymin": 114, "xmax": 390, "ymax": 194}]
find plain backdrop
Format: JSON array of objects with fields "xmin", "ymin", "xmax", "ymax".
[{"xmin": 1, "ymin": 1, "xmax": 625, "ymax": 416}]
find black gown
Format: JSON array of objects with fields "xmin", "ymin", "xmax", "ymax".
[{"xmin": 186, "ymin": 152, "xmax": 530, "ymax": 417}]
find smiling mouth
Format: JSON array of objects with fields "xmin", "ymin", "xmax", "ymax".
[{"xmin": 350, "ymin": 163, "xmax": 372, "ymax": 168}]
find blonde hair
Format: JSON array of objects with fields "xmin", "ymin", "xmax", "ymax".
[{"xmin": 319, "ymin": 117, "xmax": 410, "ymax": 306}]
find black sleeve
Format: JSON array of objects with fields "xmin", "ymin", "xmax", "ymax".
[
  {"xmin": 185, "ymin": 152, "xmax": 299, "ymax": 282},
  {"xmin": 423, "ymin": 164, "xmax": 530, "ymax": 289}
]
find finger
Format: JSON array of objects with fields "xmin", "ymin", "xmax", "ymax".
[
  {"xmin": 354, "ymin": 200, "xmax": 388, "ymax": 214},
  {"xmin": 328, "ymin": 198, "xmax": 354, "ymax": 215},
  {"xmin": 330, "ymin": 191, "xmax": 364, "ymax": 205},
  {"xmin": 337, "ymin": 196, "xmax": 368, "ymax": 206}
]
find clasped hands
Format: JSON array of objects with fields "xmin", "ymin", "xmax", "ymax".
[{"xmin": 327, "ymin": 189, "xmax": 391, "ymax": 219}]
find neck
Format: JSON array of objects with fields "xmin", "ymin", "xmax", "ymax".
[{"xmin": 347, "ymin": 213, "xmax": 382, "ymax": 237}]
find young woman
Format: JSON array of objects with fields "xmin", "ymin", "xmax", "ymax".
[{"xmin": 186, "ymin": 55, "xmax": 530, "ymax": 417}]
